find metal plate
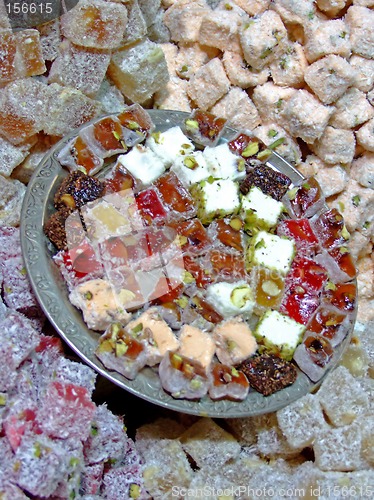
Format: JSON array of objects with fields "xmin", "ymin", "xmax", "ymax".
[{"xmin": 20, "ymin": 109, "xmax": 355, "ymax": 417}]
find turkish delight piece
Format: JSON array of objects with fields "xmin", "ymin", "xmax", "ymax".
[
  {"xmin": 80, "ymin": 116, "xmax": 129, "ymax": 159},
  {"xmin": 311, "ymin": 208, "xmax": 348, "ymax": 250},
  {"xmin": 247, "ymin": 230, "xmax": 296, "ymax": 276},
  {"xmin": 0, "ymin": 311, "xmax": 40, "ymax": 368},
  {"xmin": 95, "ymin": 324, "xmax": 148, "ymax": 379},
  {"xmin": 0, "ymin": 176, "xmax": 26, "ymax": 227},
  {"xmin": 36, "ymin": 380, "xmax": 96, "ymax": 440},
  {"xmin": 240, "ymin": 352, "xmax": 297, "ymax": 396},
  {"xmin": 183, "ymin": 109, "xmax": 227, "ymax": 147},
  {"xmin": 44, "ymin": 83, "xmax": 102, "ymax": 137},
  {"xmin": 102, "ymin": 464, "xmax": 148, "ymax": 500},
  {"xmin": 276, "ymin": 393, "xmax": 328, "ymax": 449},
  {"xmin": 154, "ymin": 171, "xmax": 196, "ymax": 219},
  {"xmin": 241, "ymin": 185, "xmax": 285, "ymax": 232},
  {"xmin": 13, "ymin": 433, "xmax": 68, "ymax": 498},
  {"xmin": 179, "ymin": 418, "xmax": 241, "ymax": 468},
  {"xmin": 1, "ymin": 255, "xmax": 43, "ymax": 319},
  {"xmin": 0, "ymin": 226, "xmax": 21, "ymax": 259},
  {"xmin": 191, "ymin": 178, "xmax": 240, "ymax": 224},
  {"xmin": 135, "ymin": 418, "xmax": 186, "ymax": 456},
  {"xmin": 135, "ymin": 188, "xmax": 167, "ymax": 226},
  {"xmin": 158, "ymin": 351, "xmax": 210, "ymax": 399},
  {"xmin": 314, "ymin": 425, "xmax": 362, "ymax": 471},
  {"xmin": 317, "ymin": 366, "xmax": 369, "ymax": 426},
  {"xmin": 49, "ymin": 40, "xmax": 111, "ymax": 98},
  {"xmin": 0, "ymin": 349, "xmax": 17, "ymax": 392},
  {"xmin": 209, "ymin": 363, "xmax": 250, "ymax": 401},
  {"xmin": 0, "ymin": 135, "xmax": 36, "ymax": 177},
  {"xmin": 108, "ymin": 38, "xmax": 169, "ymax": 103},
  {"xmin": 80, "ymin": 462, "xmax": 104, "ymax": 496},
  {"xmin": 52, "ymin": 357, "xmax": 97, "ymax": 395},
  {"xmin": 61, "ymin": 0, "xmax": 128, "ymax": 49},
  {"xmin": 121, "ymin": 0, "xmax": 147, "ymax": 45},
  {"xmin": 0, "ymin": 79, "xmax": 48, "ymax": 144},
  {"xmin": 37, "ymin": 18, "xmax": 61, "ymax": 61},
  {"xmin": 84, "ymin": 404, "xmax": 128, "ymax": 464},
  {"xmin": 293, "ymin": 334, "xmax": 335, "ymax": 382},
  {"xmin": 322, "ymin": 282, "xmax": 357, "ymax": 314},
  {"xmin": 147, "ymin": 126, "xmax": 194, "ymax": 168},
  {"xmin": 140, "ymin": 439, "xmax": 193, "ymax": 498},
  {"xmin": 118, "ymin": 103, "xmax": 155, "ymax": 142}
]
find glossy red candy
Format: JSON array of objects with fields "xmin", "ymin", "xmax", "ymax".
[
  {"xmin": 328, "ymin": 247, "xmax": 356, "ymax": 279},
  {"xmin": 287, "ymin": 257, "xmax": 328, "ymax": 293},
  {"xmin": 104, "ymin": 165, "xmax": 135, "ymax": 193},
  {"xmin": 135, "ymin": 188, "xmax": 167, "ymax": 225},
  {"xmin": 66, "ymin": 240, "xmax": 103, "ymax": 277},
  {"xmin": 277, "ymin": 219, "xmax": 318, "ymax": 256},
  {"xmin": 281, "ymin": 290, "xmax": 320, "ymax": 325},
  {"xmin": 307, "ymin": 305, "xmax": 347, "ymax": 341}
]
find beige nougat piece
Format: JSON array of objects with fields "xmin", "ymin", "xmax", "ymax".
[
  {"xmin": 356, "ymin": 117, "xmax": 374, "ymax": 152},
  {"xmin": 198, "ymin": 9, "xmax": 243, "ymax": 53},
  {"xmin": 240, "ymin": 10, "xmax": 288, "ymax": 70},
  {"xmin": 0, "ymin": 175, "xmax": 26, "ymax": 226},
  {"xmin": 329, "ymin": 88, "xmax": 374, "ymax": 130},
  {"xmin": 303, "ymin": 19, "xmax": 351, "ymax": 63},
  {"xmin": 187, "ymin": 57, "xmax": 230, "ymax": 110},
  {"xmin": 346, "ymin": 5, "xmax": 374, "ymax": 59},
  {"xmin": 270, "ymin": 42, "xmax": 307, "ymax": 88},
  {"xmin": 350, "ymin": 54, "xmax": 374, "ymax": 93},
  {"xmin": 317, "ymin": 366, "xmax": 369, "ymax": 427},
  {"xmin": 210, "ymin": 87, "xmax": 261, "ymax": 131},
  {"xmin": 223, "ymin": 50, "xmax": 269, "ymax": 88},
  {"xmin": 179, "ymin": 418, "xmax": 241, "ymax": 468},
  {"xmin": 163, "ymin": 0, "xmax": 210, "ymax": 44},
  {"xmin": 304, "ymin": 55, "xmax": 357, "ymax": 105},
  {"xmin": 279, "ymin": 89, "xmax": 333, "ymax": 144},
  {"xmin": 311, "ymin": 126, "xmax": 356, "ymax": 165},
  {"xmin": 108, "ymin": 38, "xmax": 169, "ymax": 104},
  {"xmin": 350, "ymin": 152, "xmax": 374, "ymax": 189},
  {"xmin": 252, "ymin": 81, "xmax": 296, "ymax": 125}
]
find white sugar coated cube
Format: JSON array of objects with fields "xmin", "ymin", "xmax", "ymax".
[
  {"xmin": 314, "ymin": 424, "xmax": 362, "ymax": 471},
  {"xmin": 248, "ymin": 230, "xmax": 296, "ymax": 275},
  {"xmin": 146, "ymin": 126, "xmax": 194, "ymax": 167},
  {"xmin": 203, "ymin": 143, "xmax": 246, "ymax": 181},
  {"xmin": 171, "ymin": 150, "xmax": 210, "ymax": 186},
  {"xmin": 118, "ymin": 144, "xmax": 165, "ymax": 186},
  {"xmin": 241, "ymin": 185, "xmax": 285, "ymax": 230},
  {"xmin": 191, "ymin": 178, "xmax": 240, "ymax": 223},
  {"xmin": 206, "ymin": 281, "xmax": 255, "ymax": 318}
]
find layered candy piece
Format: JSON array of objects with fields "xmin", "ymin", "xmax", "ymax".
[{"xmin": 183, "ymin": 109, "xmax": 227, "ymax": 147}]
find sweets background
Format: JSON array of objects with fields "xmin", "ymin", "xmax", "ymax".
[{"xmin": 0, "ymin": 0, "xmax": 373, "ymax": 497}]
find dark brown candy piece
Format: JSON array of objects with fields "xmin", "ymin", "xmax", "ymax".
[
  {"xmin": 54, "ymin": 170, "xmax": 105, "ymax": 210},
  {"xmin": 240, "ymin": 164, "xmax": 291, "ymax": 201},
  {"xmin": 44, "ymin": 205, "xmax": 74, "ymax": 250},
  {"xmin": 240, "ymin": 352, "xmax": 297, "ymax": 396}
]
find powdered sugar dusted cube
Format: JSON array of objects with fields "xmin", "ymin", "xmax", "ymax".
[
  {"xmin": 0, "ymin": 135, "xmax": 34, "ymax": 177},
  {"xmin": 280, "ymin": 89, "xmax": 333, "ymax": 144},
  {"xmin": 252, "ymin": 81, "xmax": 296, "ymax": 126},
  {"xmin": 13, "ymin": 433, "xmax": 68, "ymax": 497},
  {"xmin": 240, "ymin": 10, "xmax": 288, "ymax": 70},
  {"xmin": 140, "ymin": 439, "xmax": 193, "ymax": 498},
  {"xmin": 256, "ymin": 426, "xmax": 303, "ymax": 458},
  {"xmin": 311, "ymin": 126, "xmax": 356, "ymax": 165},
  {"xmin": 356, "ymin": 117, "xmax": 374, "ymax": 152},
  {"xmin": 304, "ymin": 19, "xmax": 351, "ymax": 63},
  {"xmin": 211, "ymin": 87, "xmax": 261, "ymax": 132},
  {"xmin": 36, "ymin": 381, "xmax": 96, "ymax": 440},
  {"xmin": 314, "ymin": 424, "xmax": 362, "ymax": 471},
  {"xmin": 312, "ymin": 470, "xmax": 374, "ymax": 500},
  {"xmin": 1, "ymin": 255, "xmax": 42, "ymax": 318},
  {"xmin": 346, "ymin": 5, "xmax": 374, "ymax": 59},
  {"xmin": 304, "ymin": 55, "xmax": 357, "ymax": 105},
  {"xmin": 329, "ymin": 88, "xmax": 374, "ymax": 129},
  {"xmin": 317, "ymin": 366, "xmax": 369, "ymax": 426},
  {"xmin": 350, "ymin": 54, "xmax": 374, "ymax": 92},
  {"xmin": 135, "ymin": 418, "xmax": 186, "ymax": 457},
  {"xmin": 277, "ymin": 393, "xmax": 329, "ymax": 449},
  {"xmin": 0, "ymin": 176, "xmax": 26, "ymax": 227},
  {"xmin": 0, "ymin": 78, "xmax": 48, "ymax": 144},
  {"xmin": 37, "ymin": 18, "xmax": 61, "ymax": 61},
  {"xmin": 48, "ymin": 41, "xmax": 111, "ymax": 98},
  {"xmin": 270, "ymin": 41, "xmax": 308, "ymax": 88},
  {"xmin": 0, "ymin": 349, "xmax": 17, "ymax": 392},
  {"xmin": 179, "ymin": 418, "xmax": 241, "ymax": 468},
  {"xmin": 109, "ymin": 38, "xmax": 169, "ymax": 104},
  {"xmin": 45, "ymin": 84, "xmax": 102, "ymax": 137},
  {"xmin": 80, "ymin": 462, "xmax": 104, "ymax": 496},
  {"xmin": 102, "ymin": 463, "xmax": 147, "ymax": 500},
  {"xmin": 96, "ymin": 78, "xmax": 126, "ymax": 114},
  {"xmin": 0, "ymin": 311, "xmax": 40, "ymax": 368},
  {"xmin": 187, "ymin": 58, "xmax": 231, "ymax": 111},
  {"xmin": 61, "ymin": 0, "xmax": 128, "ymax": 49},
  {"xmin": 52, "ymin": 357, "xmax": 97, "ymax": 395},
  {"xmin": 254, "ymin": 124, "xmax": 302, "ymax": 165},
  {"xmin": 223, "ymin": 50, "xmax": 269, "ymax": 89},
  {"xmin": 163, "ymin": 0, "xmax": 210, "ymax": 43},
  {"xmin": 272, "ymin": 0, "xmax": 317, "ymax": 24},
  {"xmin": 84, "ymin": 404, "xmax": 129, "ymax": 464},
  {"xmin": 121, "ymin": 0, "xmax": 147, "ymax": 46},
  {"xmin": 198, "ymin": 9, "xmax": 242, "ymax": 53}
]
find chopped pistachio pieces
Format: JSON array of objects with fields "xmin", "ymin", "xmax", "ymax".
[
  {"xmin": 230, "ymin": 285, "xmax": 252, "ymax": 308},
  {"xmin": 242, "ymin": 141, "xmax": 259, "ymax": 157},
  {"xmin": 352, "ymin": 195, "xmax": 361, "ymax": 207}
]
